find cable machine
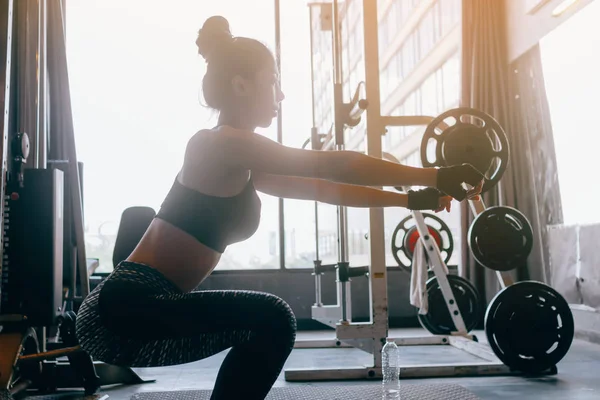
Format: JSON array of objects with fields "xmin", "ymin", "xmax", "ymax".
[{"xmin": 286, "ymin": 0, "xmax": 574, "ymax": 381}]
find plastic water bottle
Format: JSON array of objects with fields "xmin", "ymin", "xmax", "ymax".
[{"xmin": 382, "ymin": 338, "xmax": 400, "ymax": 399}]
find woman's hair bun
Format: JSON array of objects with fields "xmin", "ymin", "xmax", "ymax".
[{"xmin": 197, "ymin": 16, "xmax": 234, "ymax": 61}]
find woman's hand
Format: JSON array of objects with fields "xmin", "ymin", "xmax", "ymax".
[
  {"xmin": 466, "ymin": 180, "xmax": 483, "ymax": 200},
  {"xmin": 407, "ymin": 187, "xmax": 451, "ymax": 212},
  {"xmin": 434, "ymin": 195, "xmax": 452, "ymax": 213},
  {"xmin": 437, "ymin": 164, "xmax": 485, "ymax": 201},
  {"xmin": 433, "ymin": 180, "xmax": 482, "ymax": 213}
]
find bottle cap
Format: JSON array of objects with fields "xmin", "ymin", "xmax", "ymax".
[{"xmin": 386, "ymin": 338, "xmax": 395, "ymax": 342}]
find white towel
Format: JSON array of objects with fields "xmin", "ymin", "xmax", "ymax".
[{"xmin": 410, "ymin": 239, "xmax": 429, "ymax": 315}]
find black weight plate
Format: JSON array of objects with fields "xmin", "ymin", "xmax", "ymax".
[
  {"xmin": 485, "ymin": 281, "xmax": 574, "ymax": 374},
  {"xmin": 442, "ymin": 124, "xmax": 495, "ymax": 177},
  {"xmin": 391, "ymin": 213, "xmax": 454, "ymax": 271},
  {"xmin": 420, "ymin": 107, "xmax": 509, "ymax": 194},
  {"xmin": 418, "ymin": 275, "xmax": 481, "ymax": 335},
  {"xmin": 468, "ymin": 206, "xmax": 534, "ymax": 271}
]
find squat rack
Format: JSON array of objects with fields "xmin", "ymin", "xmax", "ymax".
[{"xmin": 285, "ymin": 0, "xmax": 515, "ymax": 381}]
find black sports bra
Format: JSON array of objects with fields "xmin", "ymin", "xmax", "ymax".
[{"xmin": 155, "ymin": 175, "xmax": 262, "ymax": 253}]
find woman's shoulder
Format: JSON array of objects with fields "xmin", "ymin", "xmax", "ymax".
[
  {"xmin": 185, "ymin": 128, "xmax": 219, "ymax": 154},
  {"xmin": 186, "ymin": 125, "xmax": 257, "ymax": 156},
  {"xmin": 187, "ymin": 126, "xmax": 238, "ymax": 146},
  {"xmin": 183, "ymin": 127, "xmax": 237, "ymax": 169},
  {"xmin": 179, "ymin": 127, "xmax": 251, "ymax": 194},
  {"xmin": 189, "ymin": 127, "xmax": 218, "ymax": 142}
]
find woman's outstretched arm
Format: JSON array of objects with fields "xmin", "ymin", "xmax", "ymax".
[{"xmin": 208, "ymin": 126, "xmax": 483, "ymax": 200}]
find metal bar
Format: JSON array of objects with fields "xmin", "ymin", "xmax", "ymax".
[
  {"xmin": 314, "ymin": 200, "xmax": 320, "ymax": 260},
  {"xmin": 393, "ymin": 335, "xmax": 448, "ymax": 346},
  {"xmin": 37, "ymin": 0, "xmax": 47, "ymax": 168},
  {"xmin": 330, "ymin": 0, "xmax": 351, "ymax": 325},
  {"xmin": 344, "ymin": 280, "xmax": 352, "ymax": 322},
  {"xmin": 340, "ymin": 278, "xmax": 348, "ymax": 322},
  {"xmin": 308, "ymin": 4, "xmax": 316, "ymax": 129},
  {"xmin": 347, "ymin": 265, "xmax": 369, "ymax": 277},
  {"xmin": 293, "ymin": 339, "xmax": 353, "ymax": 349},
  {"xmin": 412, "ymin": 210, "xmax": 468, "ymax": 333},
  {"xmin": 338, "ymin": 206, "xmax": 349, "ymax": 264},
  {"xmin": 348, "ymin": 99, "xmax": 367, "ymax": 122},
  {"xmin": 0, "ymin": 0, "xmax": 14, "ymax": 311},
  {"xmin": 332, "ymin": 0, "xmax": 344, "ymax": 147},
  {"xmin": 331, "ymin": 0, "xmax": 348, "ymax": 263},
  {"xmin": 314, "ymin": 274, "xmax": 322, "ymax": 306},
  {"xmin": 308, "ymin": 8, "xmax": 323, "ymax": 301},
  {"xmin": 398, "ymin": 362, "xmax": 513, "ymax": 379},
  {"xmin": 311, "ymin": 304, "xmax": 342, "ymax": 329},
  {"xmin": 332, "ymin": 0, "xmax": 343, "ymax": 85},
  {"xmin": 16, "ymin": 0, "xmax": 38, "ymax": 168},
  {"xmin": 498, "ymin": 271, "xmax": 514, "ymax": 288},
  {"xmin": 69, "ymin": 245, "xmax": 76, "ymax": 310},
  {"xmin": 468, "ymin": 196, "xmax": 486, "ymax": 217},
  {"xmin": 40, "ymin": 326, "xmax": 46, "ymax": 352},
  {"xmin": 285, "ymin": 360, "xmax": 515, "ymax": 381},
  {"xmin": 18, "ymin": 345, "xmax": 82, "ymax": 362},
  {"xmin": 274, "ymin": 0, "xmax": 285, "ymax": 270},
  {"xmin": 380, "ymin": 115, "xmax": 435, "ymax": 127},
  {"xmin": 362, "ymin": 0, "xmax": 389, "ymax": 368},
  {"xmin": 347, "ymin": 82, "xmax": 367, "ymax": 122},
  {"xmin": 286, "ymin": 367, "xmax": 380, "ymax": 381},
  {"xmin": 294, "ymin": 335, "xmax": 448, "ymax": 349},
  {"xmin": 322, "ymin": 135, "xmax": 335, "ymax": 151},
  {"xmin": 390, "ymin": 147, "xmax": 468, "ymax": 335},
  {"xmin": 46, "ymin": 0, "xmax": 89, "ymax": 297},
  {"xmin": 447, "ymin": 336, "xmax": 501, "ymax": 362}
]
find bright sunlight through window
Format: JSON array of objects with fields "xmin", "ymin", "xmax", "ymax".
[
  {"xmin": 66, "ymin": 0, "xmax": 312, "ymax": 272},
  {"xmin": 540, "ymin": 0, "xmax": 600, "ymax": 226}
]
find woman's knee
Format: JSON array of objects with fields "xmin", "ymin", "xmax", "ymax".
[{"xmin": 258, "ymin": 293, "xmax": 297, "ymax": 345}]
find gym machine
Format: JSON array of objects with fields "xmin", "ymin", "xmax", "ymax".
[
  {"xmin": 420, "ymin": 108, "xmax": 574, "ymax": 374},
  {"xmin": 285, "ymin": 0, "xmax": 574, "ymax": 381},
  {"xmin": 0, "ymin": 1, "xmax": 151, "ymax": 398}
]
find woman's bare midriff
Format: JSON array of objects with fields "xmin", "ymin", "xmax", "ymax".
[
  {"xmin": 125, "ymin": 131, "xmax": 251, "ymax": 293},
  {"xmin": 126, "ymin": 218, "xmax": 223, "ymax": 293}
]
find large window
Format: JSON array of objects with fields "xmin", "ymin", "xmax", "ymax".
[
  {"xmin": 377, "ymin": 0, "xmax": 462, "ymax": 268},
  {"xmin": 440, "ymin": 0, "xmax": 461, "ymax": 38},
  {"xmin": 67, "ymin": 0, "xmax": 464, "ymax": 273},
  {"xmin": 540, "ymin": 0, "xmax": 600, "ymax": 225},
  {"xmin": 442, "ymin": 53, "xmax": 460, "ymax": 109},
  {"xmin": 340, "ymin": 0, "xmax": 372, "ymax": 267},
  {"xmin": 306, "ymin": 3, "xmax": 338, "ymax": 267},
  {"xmin": 67, "ymin": 0, "xmax": 282, "ymax": 272},
  {"xmin": 280, "ymin": 1, "xmax": 317, "ymax": 268}
]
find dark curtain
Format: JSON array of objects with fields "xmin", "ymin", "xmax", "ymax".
[
  {"xmin": 503, "ymin": 44, "xmax": 563, "ymax": 284},
  {"xmin": 46, "ymin": 0, "xmax": 90, "ymax": 298},
  {"xmin": 460, "ymin": 0, "xmax": 511, "ymax": 304},
  {"xmin": 47, "ymin": 0, "xmax": 69, "ymax": 160},
  {"xmin": 460, "ymin": 0, "xmax": 563, "ymax": 306}
]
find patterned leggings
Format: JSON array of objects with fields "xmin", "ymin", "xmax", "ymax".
[{"xmin": 75, "ymin": 261, "xmax": 297, "ymax": 400}]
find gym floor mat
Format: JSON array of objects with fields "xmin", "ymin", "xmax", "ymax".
[{"xmin": 130, "ymin": 383, "xmax": 480, "ymax": 399}]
